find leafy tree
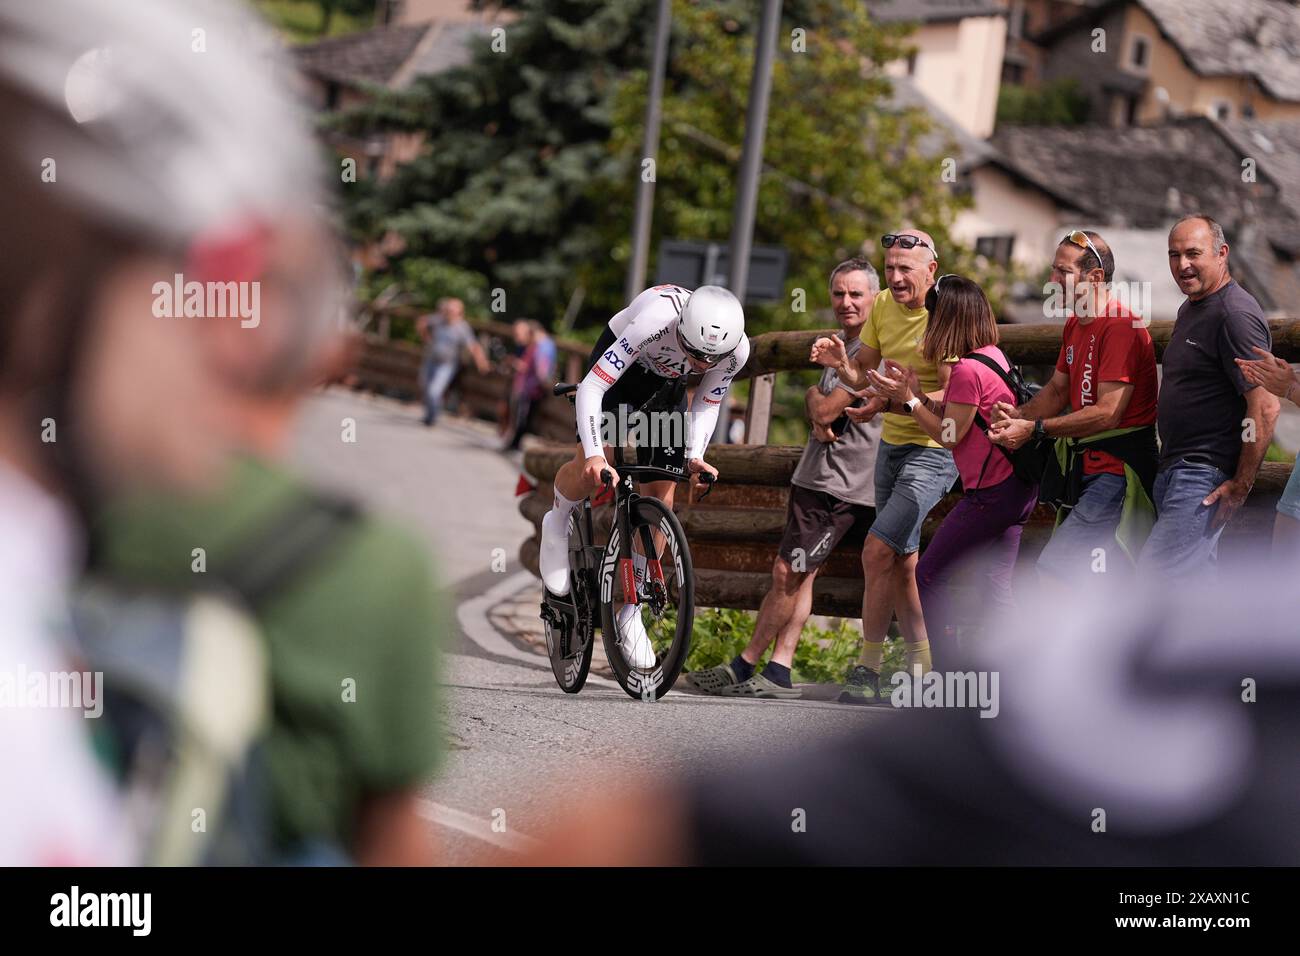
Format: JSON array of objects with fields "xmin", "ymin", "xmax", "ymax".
[
  {"xmin": 590, "ymin": 0, "xmax": 983, "ymax": 444},
  {"xmin": 588, "ymin": 0, "xmax": 973, "ymax": 336}
]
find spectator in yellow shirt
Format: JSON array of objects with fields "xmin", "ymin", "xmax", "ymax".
[{"xmin": 811, "ymin": 230, "xmax": 956, "ymax": 704}]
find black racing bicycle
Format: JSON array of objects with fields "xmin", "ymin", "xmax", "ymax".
[{"xmin": 539, "ymin": 382, "xmax": 713, "ymax": 701}]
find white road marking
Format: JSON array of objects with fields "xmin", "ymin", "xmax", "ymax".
[
  {"xmin": 457, "ymin": 570, "xmax": 621, "ymax": 689},
  {"xmin": 415, "ymin": 798, "xmax": 539, "ymax": 853}
]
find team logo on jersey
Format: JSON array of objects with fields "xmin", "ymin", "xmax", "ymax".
[
  {"xmin": 618, "ymin": 337, "xmax": 634, "ymax": 355},
  {"xmin": 1065, "ymin": 345, "xmax": 1074, "ymax": 366},
  {"xmin": 594, "ymin": 365, "xmax": 616, "ymax": 385}
]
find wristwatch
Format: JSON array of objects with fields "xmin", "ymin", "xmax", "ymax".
[
  {"xmin": 1032, "ymin": 418, "xmax": 1047, "ymax": 440},
  {"xmin": 904, "ymin": 396, "xmax": 921, "ymax": 413}
]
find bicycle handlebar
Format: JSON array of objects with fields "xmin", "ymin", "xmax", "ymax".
[{"xmin": 556, "ymin": 381, "xmax": 718, "ymax": 491}]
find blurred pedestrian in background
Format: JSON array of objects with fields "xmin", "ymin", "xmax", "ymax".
[
  {"xmin": 418, "ymin": 297, "xmax": 489, "ymax": 427},
  {"xmin": 504, "ymin": 319, "xmax": 557, "ymax": 451}
]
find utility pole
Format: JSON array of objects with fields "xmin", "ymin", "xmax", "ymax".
[
  {"xmin": 715, "ymin": 0, "xmax": 783, "ymax": 445},
  {"xmin": 624, "ymin": 0, "xmax": 673, "ymax": 304}
]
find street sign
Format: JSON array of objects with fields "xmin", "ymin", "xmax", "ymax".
[{"xmin": 653, "ymin": 240, "xmax": 789, "ymax": 302}]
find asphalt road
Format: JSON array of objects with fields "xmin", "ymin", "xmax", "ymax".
[{"xmin": 292, "ymin": 388, "xmax": 888, "ymax": 863}]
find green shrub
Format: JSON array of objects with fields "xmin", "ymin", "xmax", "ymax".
[
  {"xmin": 652, "ymin": 604, "xmax": 906, "ymax": 686},
  {"xmin": 997, "ymin": 78, "xmax": 1090, "ymax": 126}
]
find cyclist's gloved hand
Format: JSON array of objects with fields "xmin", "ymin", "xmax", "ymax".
[
  {"xmin": 687, "ymin": 458, "xmax": 719, "ymax": 484},
  {"xmin": 583, "ymin": 455, "xmax": 617, "ymax": 489}
]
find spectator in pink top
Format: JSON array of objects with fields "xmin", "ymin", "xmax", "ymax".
[{"xmin": 858, "ymin": 275, "xmax": 1037, "ymax": 668}]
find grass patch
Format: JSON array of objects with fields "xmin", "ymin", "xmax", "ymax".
[
  {"xmin": 1265, "ymin": 441, "xmax": 1296, "ymax": 464},
  {"xmin": 652, "ymin": 604, "xmax": 906, "ymax": 686}
]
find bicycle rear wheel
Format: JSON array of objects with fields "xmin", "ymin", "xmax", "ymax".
[
  {"xmin": 544, "ymin": 511, "xmax": 595, "ymax": 693},
  {"xmin": 599, "ymin": 496, "xmax": 694, "ymax": 701}
]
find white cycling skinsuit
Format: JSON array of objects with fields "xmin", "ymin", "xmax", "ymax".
[
  {"xmin": 541, "ymin": 285, "xmax": 749, "ymax": 669},
  {"xmin": 574, "ymin": 284, "xmax": 751, "ymax": 462}
]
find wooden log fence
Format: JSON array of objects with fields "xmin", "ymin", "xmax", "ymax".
[{"xmin": 344, "ymin": 309, "xmax": 1299, "ymax": 618}]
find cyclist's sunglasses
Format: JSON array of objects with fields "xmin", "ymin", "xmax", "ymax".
[
  {"xmin": 1062, "ymin": 230, "xmax": 1104, "ymax": 274},
  {"xmin": 676, "ymin": 327, "xmax": 731, "ymax": 365},
  {"xmin": 924, "ymin": 273, "xmax": 956, "ymax": 314},
  {"xmin": 881, "ymin": 233, "xmax": 938, "ymax": 259}
]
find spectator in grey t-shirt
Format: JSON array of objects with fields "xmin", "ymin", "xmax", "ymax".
[
  {"xmin": 1139, "ymin": 214, "xmax": 1280, "ymax": 578},
  {"xmin": 684, "ymin": 258, "xmax": 883, "ymax": 699},
  {"xmin": 417, "ymin": 297, "xmax": 489, "ymax": 426}
]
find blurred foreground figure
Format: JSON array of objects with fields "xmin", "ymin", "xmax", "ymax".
[
  {"xmin": 1, "ymin": 0, "xmax": 443, "ymax": 864},
  {"xmin": 520, "ymin": 562, "xmax": 1299, "ymax": 865}
]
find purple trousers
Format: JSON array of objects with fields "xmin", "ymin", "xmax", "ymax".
[{"xmin": 916, "ymin": 474, "xmax": 1038, "ymax": 668}]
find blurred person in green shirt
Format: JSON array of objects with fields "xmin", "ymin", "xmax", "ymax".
[{"xmin": 1, "ymin": 0, "xmax": 445, "ymax": 864}]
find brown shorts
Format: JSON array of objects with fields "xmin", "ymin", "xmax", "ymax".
[{"xmin": 777, "ymin": 484, "xmax": 877, "ymax": 572}]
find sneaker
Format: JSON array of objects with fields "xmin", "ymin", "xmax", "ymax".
[
  {"xmin": 615, "ymin": 604, "xmax": 656, "ymax": 669},
  {"xmin": 719, "ymin": 673, "xmax": 802, "ymax": 700},
  {"xmin": 682, "ymin": 664, "xmax": 739, "ymax": 694},
  {"xmin": 837, "ymin": 665, "xmax": 883, "ymax": 706},
  {"xmin": 539, "ymin": 509, "xmax": 571, "ymax": 596}
]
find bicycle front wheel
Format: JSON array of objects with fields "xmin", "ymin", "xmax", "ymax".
[{"xmin": 599, "ymin": 496, "xmax": 695, "ymax": 701}]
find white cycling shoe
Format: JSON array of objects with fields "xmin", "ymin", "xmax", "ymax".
[
  {"xmin": 539, "ymin": 509, "xmax": 571, "ymax": 596},
  {"xmin": 615, "ymin": 603, "xmax": 657, "ymax": 669}
]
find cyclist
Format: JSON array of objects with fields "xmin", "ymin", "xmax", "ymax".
[{"xmin": 538, "ymin": 284, "xmax": 750, "ymax": 666}]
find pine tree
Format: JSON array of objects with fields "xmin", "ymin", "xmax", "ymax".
[{"xmin": 340, "ymin": 0, "xmax": 658, "ymax": 322}]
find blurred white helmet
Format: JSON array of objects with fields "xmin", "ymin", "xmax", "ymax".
[
  {"xmin": 677, "ymin": 286, "xmax": 745, "ymax": 362},
  {"xmin": 0, "ymin": 0, "xmax": 322, "ymax": 244}
]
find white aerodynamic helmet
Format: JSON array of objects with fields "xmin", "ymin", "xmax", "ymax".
[{"xmin": 677, "ymin": 285, "xmax": 745, "ymax": 362}]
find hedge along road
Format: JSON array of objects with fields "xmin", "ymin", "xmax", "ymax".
[{"xmin": 293, "ymin": 388, "xmax": 890, "ymax": 863}]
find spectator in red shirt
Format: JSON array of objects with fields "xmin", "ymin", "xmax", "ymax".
[{"xmin": 988, "ymin": 231, "xmax": 1159, "ymax": 580}]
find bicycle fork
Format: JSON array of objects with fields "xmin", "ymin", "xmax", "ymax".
[{"xmin": 614, "ymin": 488, "xmax": 669, "ymax": 614}]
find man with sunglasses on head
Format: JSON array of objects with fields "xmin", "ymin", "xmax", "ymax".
[
  {"xmin": 988, "ymin": 230, "xmax": 1158, "ymax": 581},
  {"xmin": 811, "ymin": 230, "xmax": 957, "ymax": 704},
  {"xmin": 537, "ymin": 284, "xmax": 749, "ymax": 668}
]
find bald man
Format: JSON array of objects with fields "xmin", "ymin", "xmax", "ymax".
[{"xmin": 811, "ymin": 229, "xmax": 956, "ymax": 703}]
